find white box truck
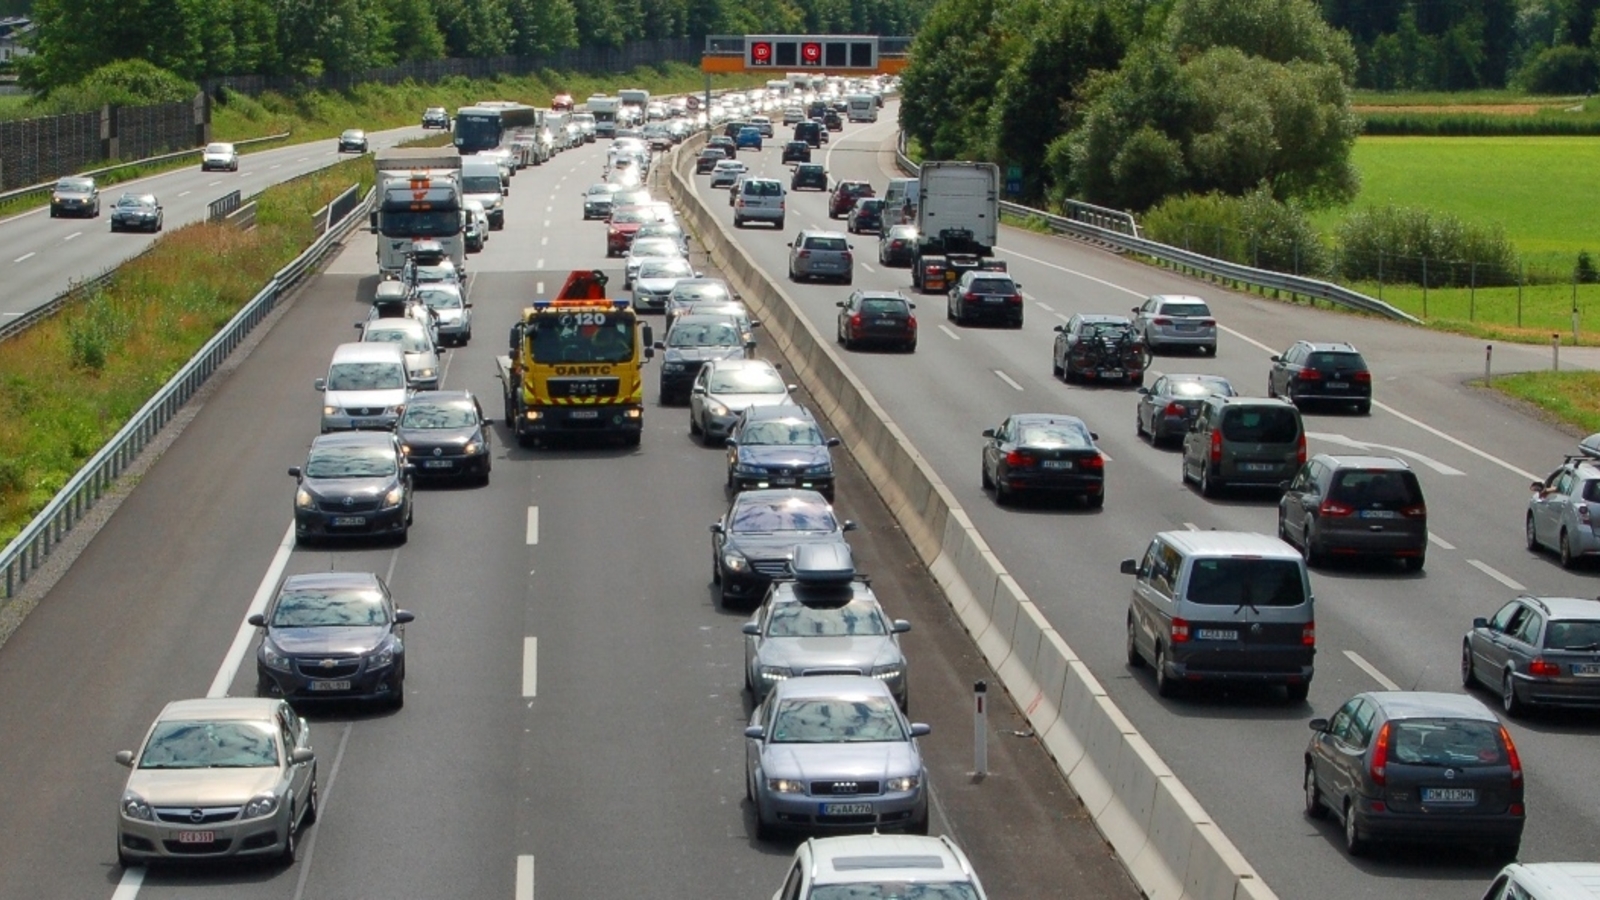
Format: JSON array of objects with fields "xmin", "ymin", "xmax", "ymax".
[
  {"xmin": 847, "ymin": 94, "xmax": 877, "ymax": 123},
  {"xmin": 370, "ymin": 148, "xmax": 466, "ymax": 278},
  {"xmin": 910, "ymin": 161, "xmax": 1003, "ymax": 293}
]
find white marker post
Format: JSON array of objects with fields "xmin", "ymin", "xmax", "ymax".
[
  {"xmin": 1484, "ymin": 344, "xmax": 1493, "ymax": 387},
  {"xmin": 973, "ymin": 680, "xmax": 988, "ymax": 777}
]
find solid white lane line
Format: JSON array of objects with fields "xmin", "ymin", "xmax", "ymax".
[
  {"xmin": 517, "ymin": 855, "xmax": 535, "ymax": 900},
  {"xmin": 523, "ymin": 638, "xmax": 538, "ymax": 698},
  {"xmin": 109, "ymin": 868, "xmax": 144, "ymax": 900},
  {"xmin": 287, "ymin": 722, "xmax": 352, "ymax": 900},
  {"xmin": 994, "ymin": 370, "xmax": 1024, "ymax": 391},
  {"xmin": 937, "ymin": 325, "xmax": 961, "ymax": 341},
  {"xmin": 209, "ymin": 522, "xmax": 297, "ymax": 698},
  {"xmin": 178, "ymin": 190, "xmax": 191, "ymax": 197},
  {"xmin": 1375, "ymin": 401, "xmax": 1539, "ymax": 482},
  {"xmin": 1344, "ymin": 650, "xmax": 1401, "ymax": 691},
  {"xmin": 1035, "ymin": 301, "xmax": 1053, "ymax": 312},
  {"xmin": 1468, "ymin": 559, "xmax": 1525, "ymax": 591},
  {"xmin": 526, "ymin": 507, "xmax": 539, "ymax": 545},
  {"xmin": 13, "ymin": 252, "xmax": 32, "ymax": 263},
  {"xmin": 1428, "ymin": 533, "xmax": 1457, "ymax": 550},
  {"xmin": 64, "ymin": 231, "xmax": 82, "ymax": 241}
]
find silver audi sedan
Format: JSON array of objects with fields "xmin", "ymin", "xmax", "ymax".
[
  {"xmin": 744, "ymin": 578, "xmax": 910, "ymax": 709},
  {"xmin": 115, "ymin": 698, "xmax": 317, "ymax": 866}
]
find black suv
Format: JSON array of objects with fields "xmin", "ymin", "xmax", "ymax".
[
  {"xmin": 791, "ymin": 163, "xmax": 828, "ymax": 191},
  {"xmin": 1268, "ymin": 341, "xmax": 1372, "ymax": 414},
  {"xmin": 823, "ymin": 110, "xmax": 843, "ymax": 131},
  {"xmin": 781, "ymin": 140, "xmax": 811, "ymax": 164},
  {"xmin": 794, "ymin": 121, "xmax": 823, "ymax": 147}
]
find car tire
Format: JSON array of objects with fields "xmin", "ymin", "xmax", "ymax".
[
  {"xmin": 1502, "ymin": 670, "xmax": 1526, "ymax": 717},
  {"xmin": 1199, "ymin": 464, "xmax": 1221, "ymax": 498},
  {"xmin": 1135, "ymin": 410, "xmax": 1147, "ymax": 438},
  {"xmin": 994, "ymin": 477, "xmax": 1012, "ymax": 507},
  {"xmin": 117, "ymin": 841, "xmax": 136, "ymax": 869},
  {"xmin": 1526, "ymin": 514, "xmax": 1540, "ymax": 552},
  {"xmin": 689, "ymin": 412, "xmax": 702, "ymax": 436},
  {"xmin": 1343, "ymin": 800, "xmax": 1368, "ymax": 857},
  {"xmin": 50, "ymin": 208, "xmax": 58, "ymax": 218},
  {"xmin": 1304, "ymin": 528, "xmax": 1324, "ymax": 568},
  {"xmin": 754, "ymin": 794, "xmax": 777, "ymax": 842},
  {"xmin": 1495, "ymin": 841, "xmax": 1521, "ymax": 862},
  {"xmin": 1285, "ymin": 681, "xmax": 1310, "ymax": 703},
  {"xmin": 1126, "ymin": 615, "xmax": 1143, "ymax": 667},
  {"xmin": 775, "ymin": 218, "xmax": 784, "ymax": 229},
  {"xmin": 303, "ymin": 776, "xmax": 320, "ymax": 826},
  {"xmin": 1355, "ymin": 401, "xmax": 1371, "ymax": 415},
  {"xmin": 389, "ymin": 674, "xmax": 405, "ymax": 709},
  {"xmin": 279, "ymin": 805, "xmax": 298, "ymax": 865},
  {"xmin": 1154, "ymin": 644, "xmax": 1180, "ymax": 698},
  {"xmin": 905, "ymin": 340, "xmax": 916, "ymax": 353},
  {"xmin": 1304, "ymin": 765, "xmax": 1327, "ymax": 819},
  {"xmin": 906, "ymin": 811, "xmax": 930, "ymax": 836},
  {"xmin": 1461, "ymin": 642, "xmax": 1478, "ymax": 689},
  {"xmin": 256, "ymin": 675, "xmax": 274, "ymax": 697},
  {"xmin": 734, "ymin": 217, "xmax": 744, "ymax": 228},
  {"xmin": 1560, "ymin": 529, "xmax": 1578, "ymax": 569},
  {"xmin": 981, "ymin": 462, "xmax": 992, "ymax": 490}
]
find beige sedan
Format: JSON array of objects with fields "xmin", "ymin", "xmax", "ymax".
[{"xmin": 115, "ymin": 697, "xmax": 317, "ymax": 866}]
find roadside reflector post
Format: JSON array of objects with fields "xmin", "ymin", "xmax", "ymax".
[
  {"xmin": 1485, "ymin": 344, "xmax": 1493, "ymax": 387},
  {"xmin": 1553, "ymin": 333, "xmax": 1561, "ymax": 372},
  {"xmin": 973, "ymin": 680, "xmax": 988, "ymax": 778}
]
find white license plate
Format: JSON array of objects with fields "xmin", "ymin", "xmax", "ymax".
[
  {"xmin": 1239, "ymin": 463, "xmax": 1277, "ymax": 473},
  {"xmin": 874, "ymin": 318, "xmax": 897, "ymax": 326},
  {"xmin": 1098, "ymin": 370, "xmax": 1123, "ymax": 378},
  {"xmin": 1196, "ymin": 629, "xmax": 1238, "ymax": 641},
  {"xmin": 984, "ymin": 296, "xmax": 1005, "ymax": 303},
  {"xmin": 309, "ymin": 680, "xmax": 352, "ymax": 691},
  {"xmin": 1041, "ymin": 460, "xmax": 1073, "ymax": 470},
  {"xmin": 1359, "ymin": 509, "xmax": 1399, "ymax": 518},
  {"xmin": 176, "ymin": 831, "xmax": 216, "ymax": 844},
  {"xmin": 1327, "ymin": 381, "xmax": 1349, "ymax": 389},
  {"xmin": 1573, "ymin": 663, "xmax": 1600, "ymax": 676},
  {"xmin": 569, "ymin": 410, "xmax": 599, "ymax": 419},
  {"xmin": 821, "ymin": 802, "xmax": 873, "ymax": 815},
  {"xmin": 1422, "ymin": 787, "xmax": 1476, "ymax": 803},
  {"xmin": 423, "ymin": 460, "xmax": 454, "ymax": 468},
  {"xmin": 1174, "ymin": 324, "xmax": 1197, "ymax": 331},
  {"xmin": 351, "ymin": 419, "xmax": 380, "ymax": 428},
  {"xmin": 331, "ymin": 516, "xmax": 367, "ymax": 527},
  {"xmin": 771, "ymin": 477, "xmax": 796, "ymax": 485}
]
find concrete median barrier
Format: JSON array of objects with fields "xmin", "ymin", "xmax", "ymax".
[{"xmin": 663, "ymin": 136, "xmax": 1276, "ymax": 900}]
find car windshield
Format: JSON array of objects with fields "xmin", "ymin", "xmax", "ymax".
[
  {"xmin": 769, "ymin": 697, "xmax": 905, "ymax": 743},
  {"xmin": 365, "ymin": 328, "xmax": 431, "ymax": 353},
  {"xmin": 118, "ymin": 195, "xmax": 155, "ymax": 208},
  {"xmin": 858, "ymin": 199, "xmax": 884, "ymax": 211},
  {"xmin": 740, "ymin": 419, "xmax": 823, "ymax": 446},
  {"xmin": 588, "ymin": 184, "xmax": 619, "ymax": 196},
  {"xmin": 417, "ymin": 288, "xmax": 462, "ymax": 310},
  {"xmin": 401, "ymin": 401, "xmax": 477, "ymax": 429},
  {"xmin": 710, "ymin": 367, "xmax": 786, "ymax": 394},
  {"xmin": 640, "ymin": 259, "xmax": 693, "ymax": 279},
  {"xmin": 326, "ymin": 362, "xmax": 405, "ymax": 391},
  {"xmin": 810, "ymin": 885, "xmax": 981, "ymax": 900},
  {"xmin": 744, "ymin": 180, "xmax": 782, "ymax": 197},
  {"xmin": 205, "ymin": 144, "xmax": 232, "ymax": 154},
  {"xmin": 528, "ymin": 314, "xmax": 634, "ymax": 364},
  {"xmin": 139, "ymin": 720, "xmax": 278, "ymax": 769},
  {"xmin": 1169, "ymin": 377, "xmax": 1234, "ymax": 398},
  {"xmin": 271, "ymin": 586, "xmax": 388, "ymax": 627},
  {"xmin": 767, "ymin": 598, "xmax": 886, "ymax": 637},
  {"xmin": 1184, "ymin": 558, "xmax": 1306, "ymax": 607},
  {"xmin": 57, "ymin": 178, "xmax": 92, "ymax": 191},
  {"xmin": 1015, "ymin": 422, "xmax": 1093, "ymax": 448},
  {"xmin": 859, "ymin": 298, "xmax": 907, "ymax": 315},
  {"xmin": 673, "ymin": 283, "xmax": 731, "ymax": 303},
  {"xmin": 1308, "ymin": 351, "xmax": 1366, "ymax": 370},
  {"xmin": 1158, "ymin": 302, "xmax": 1211, "ymax": 317},
  {"xmin": 413, "ymin": 265, "xmax": 457, "ymax": 283},
  {"xmin": 969, "ymin": 279, "xmax": 1013, "ymax": 294},
  {"xmin": 731, "ymin": 497, "xmax": 835, "ymax": 533},
  {"xmin": 1220, "ymin": 406, "xmax": 1300, "ymax": 443},
  {"xmin": 343, "ymin": 130, "xmax": 363, "ymax": 139},
  {"xmin": 462, "ymin": 175, "xmax": 501, "ymax": 193},
  {"xmin": 669, "ymin": 320, "xmax": 741, "ymax": 347},
  {"xmin": 305, "ymin": 443, "xmax": 398, "ymax": 478},
  {"xmin": 1389, "ymin": 718, "xmax": 1505, "ymax": 767}
]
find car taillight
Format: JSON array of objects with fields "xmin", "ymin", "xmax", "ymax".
[
  {"xmin": 1501, "ymin": 726, "xmax": 1522, "ymax": 785},
  {"xmin": 1296, "ymin": 433, "xmax": 1307, "ymax": 466},
  {"xmin": 1370, "ymin": 722, "xmax": 1392, "ymax": 786},
  {"xmin": 842, "ymin": 251, "xmax": 853, "ymax": 262},
  {"xmin": 891, "ymin": 240, "xmax": 904, "ymax": 249},
  {"xmin": 797, "ymin": 250, "xmax": 810, "ymax": 258},
  {"xmin": 1008, "ymin": 293, "xmax": 1023, "ymax": 304},
  {"xmin": 1302, "ymin": 621, "xmax": 1315, "ymax": 646},
  {"xmin": 1401, "ymin": 504, "xmax": 1426, "ymax": 518},
  {"xmin": 1528, "ymin": 658, "xmax": 1561, "ymax": 677},
  {"xmin": 1005, "ymin": 451, "xmax": 1034, "ymax": 467},
  {"xmin": 1200, "ymin": 318, "xmax": 1216, "ymax": 326},
  {"xmin": 1209, "ymin": 429, "xmax": 1222, "ymax": 463},
  {"xmin": 850, "ymin": 314, "xmax": 862, "ymax": 328},
  {"xmin": 1164, "ymin": 402, "xmax": 1184, "ymax": 416},
  {"xmin": 1152, "ymin": 316, "xmax": 1172, "ymax": 325},
  {"xmin": 907, "ymin": 317, "xmax": 917, "ymax": 329},
  {"xmin": 1319, "ymin": 499, "xmax": 1354, "ymax": 517},
  {"xmin": 1170, "ymin": 617, "xmax": 1190, "ymax": 643},
  {"xmin": 1581, "ymin": 505, "xmax": 1593, "ymax": 526},
  {"xmin": 1354, "ymin": 371, "xmax": 1372, "ymax": 383},
  {"xmin": 1298, "ymin": 368, "xmax": 1322, "ymax": 381},
  {"xmin": 1081, "ymin": 454, "xmax": 1105, "ymax": 470},
  {"xmin": 964, "ymin": 292, "xmax": 978, "ymax": 302}
]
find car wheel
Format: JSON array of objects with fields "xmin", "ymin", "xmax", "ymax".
[
  {"xmin": 1285, "ymin": 681, "xmax": 1310, "ymax": 703},
  {"xmin": 1125, "ymin": 615, "xmax": 1143, "ymax": 667},
  {"xmin": 981, "ymin": 461, "xmax": 992, "ymax": 490},
  {"xmin": 1304, "ymin": 527, "xmax": 1324, "ymax": 567},
  {"xmin": 279, "ymin": 805, "xmax": 298, "ymax": 864},
  {"xmin": 1343, "ymin": 800, "xmax": 1368, "ymax": 856},
  {"xmin": 905, "ymin": 340, "xmax": 916, "ymax": 353},
  {"xmin": 117, "ymin": 841, "xmax": 136, "ymax": 869},
  {"xmin": 1154, "ymin": 644, "xmax": 1180, "ymax": 698},
  {"xmin": 303, "ymin": 776, "xmax": 320, "ymax": 826},
  {"xmin": 1355, "ymin": 401, "xmax": 1371, "ymax": 415},
  {"xmin": 1526, "ymin": 513, "xmax": 1540, "ymax": 552},
  {"xmin": 1495, "ymin": 841, "xmax": 1521, "ymax": 862},
  {"xmin": 1199, "ymin": 464, "xmax": 1220, "ymax": 498},
  {"xmin": 734, "ymin": 217, "xmax": 744, "ymax": 227},
  {"xmin": 1461, "ymin": 642, "xmax": 1478, "ymax": 689},
  {"xmin": 1502, "ymin": 670, "xmax": 1526, "ymax": 717},
  {"xmin": 1304, "ymin": 765, "xmax": 1327, "ymax": 819},
  {"xmin": 754, "ymin": 793, "xmax": 777, "ymax": 842},
  {"xmin": 689, "ymin": 412, "xmax": 702, "ymax": 436},
  {"xmin": 389, "ymin": 674, "xmax": 405, "ymax": 709},
  {"xmin": 994, "ymin": 477, "xmax": 1011, "ymax": 507},
  {"xmin": 1135, "ymin": 410, "xmax": 1147, "ymax": 438},
  {"xmin": 50, "ymin": 208, "xmax": 58, "ymax": 218},
  {"xmin": 906, "ymin": 811, "xmax": 930, "ymax": 835},
  {"xmin": 1266, "ymin": 378, "xmax": 1277, "ymax": 398},
  {"xmin": 1560, "ymin": 529, "xmax": 1578, "ymax": 569},
  {"xmin": 775, "ymin": 218, "xmax": 784, "ymax": 229},
  {"xmin": 256, "ymin": 675, "xmax": 275, "ymax": 697}
]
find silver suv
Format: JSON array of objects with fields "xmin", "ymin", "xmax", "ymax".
[
  {"xmin": 787, "ymin": 230, "xmax": 854, "ymax": 285},
  {"xmin": 1528, "ymin": 440, "xmax": 1600, "ymax": 568},
  {"xmin": 733, "ymin": 178, "xmax": 786, "ymax": 229}
]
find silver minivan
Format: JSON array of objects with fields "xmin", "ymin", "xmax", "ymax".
[
  {"xmin": 1121, "ymin": 531, "xmax": 1315, "ymax": 701},
  {"xmin": 733, "ymin": 177, "xmax": 785, "ymax": 229},
  {"xmin": 316, "ymin": 342, "xmax": 411, "ymax": 432}
]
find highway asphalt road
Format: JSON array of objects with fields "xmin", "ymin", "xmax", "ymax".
[
  {"xmin": 689, "ymin": 103, "xmax": 1600, "ymax": 897},
  {"xmin": 0, "ymin": 123, "xmax": 432, "ymax": 323},
  {"xmin": 0, "ymin": 130, "xmax": 1136, "ymax": 899}
]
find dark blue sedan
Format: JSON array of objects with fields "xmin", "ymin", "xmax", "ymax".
[{"xmin": 725, "ymin": 405, "xmax": 840, "ymax": 500}]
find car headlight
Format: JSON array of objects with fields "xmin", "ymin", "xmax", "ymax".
[
  {"xmin": 767, "ymin": 778, "xmax": 805, "ymax": 794},
  {"xmin": 415, "ymin": 367, "xmax": 436, "ymax": 379},
  {"xmin": 386, "ymin": 405, "xmax": 406, "ymax": 416},
  {"xmin": 295, "ymin": 488, "xmax": 315, "ymax": 509},
  {"xmin": 121, "ymin": 793, "xmax": 155, "ymax": 821},
  {"xmin": 261, "ymin": 641, "xmax": 293, "ymax": 672},
  {"xmin": 367, "ymin": 642, "xmax": 396, "ymax": 670},
  {"xmin": 323, "ymin": 406, "xmax": 339, "ymax": 416},
  {"xmin": 383, "ymin": 485, "xmax": 405, "ymax": 507},
  {"xmin": 804, "ymin": 464, "xmax": 832, "ymax": 475},
  {"xmin": 722, "ymin": 552, "xmax": 748, "ymax": 572},
  {"xmin": 243, "ymin": 795, "xmax": 278, "ymax": 819},
  {"xmin": 464, "ymin": 440, "xmax": 482, "ymax": 455},
  {"xmin": 706, "ymin": 400, "xmax": 729, "ymax": 417},
  {"xmin": 885, "ymin": 775, "xmax": 920, "ymax": 792},
  {"xmin": 662, "ymin": 362, "xmax": 684, "ymax": 374},
  {"xmin": 734, "ymin": 462, "xmax": 763, "ymax": 476},
  {"xmin": 759, "ymin": 665, "xmax": 790, "ymax": 682},
  {"xmin": 871, "ymin": 664, "xmax": 904, "ymax": 682}
]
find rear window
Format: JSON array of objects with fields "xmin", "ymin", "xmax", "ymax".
[
  {"xmin": 1220, "ymin": 406, "xmax": 1300, "ymax": 443},
  {"xmin": 1328, "ymin": 469, "xmax": 1421, "ymax": 507},
  {"xmin": 743, "ymin": 180, "xmax": 781, "ymax": 197},
  {"xmin": 860, "ymin": 298, "xmax": 907, "ymax": 314},
  {"xmin": 1308, "ymin": 351, "xmax": 1367, "ymax": 371},
  {"xmin": 804, "ymin": 236, "xmax": 848, "ymax": 252},
  {"xmin": 1583, "ymin": 479, "xmax": 1600, "ymax": 503},
  {"xmin": 1544, "ymin": 620, "xmax": 1600, "ymax": 651},
  {"xmin": 969, "ymin": 278, "xmax": 1014, "ymax": 294},
  {"xmin": 1184, "ymin": 558, "xmax": 1306, "ymax": 607},
  {"xmin": 1158, "ymin": 302, "xmax": 1211, "ymax": 317},
  {"xmin": 1389, "ymin": 719, "xmax": 1505, "ymax": 768}
]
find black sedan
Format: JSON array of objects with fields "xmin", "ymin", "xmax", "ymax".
[
  {"xmin": 248, "ymin": 571, "xmax": 414, "ymax": 709},
  {"xmin": 656, "ymin": 313, "xmax": 752, "ymax": 405},
  {"xmin": 981, "ymin": 414, "xmax": 1105, "ymax": 508},
  {"xmin": 710, "ymin": 489, "xmax": 856, "ymax": 608},
  {"xmin": 422, "ymin": 107, "xmax": 450, "ymax": 129},
  {"xmin": 878, "ymin": 225, "xmax": 917, "ymax": 267},
  {"xmin": 726, "ymin": 405, "xmax": 840, "ymax": 499},
  {"xmin": 695, "ymin": 149, "xmax": 726, "ymax": 174},
  {"xmin": 837, "ymin": 290, "xmax": 916, "ymax": 352},
  {"xmin": 396, "ymin": 391, "xmax": 492, "ymax": 485},
  {"xmin": 109, "ymin": 192, "xmax": 163, "ymax": 233},
  {"xmin": 791, "ymin": 164, "xmax": 828, "ymax": 191},
  {"xmin": 338, "ymin": 129, "xmax": 369, "ymax": 153},
  {"xmin": 289, "ymin": 431, "xmax": 414, "ymax": 546},
  {"xmin": 781, "ymin": 140, "xmax": 811, "ymax": 164},
  {"xmin": 1135, "ymin": 374, "xmax": 1236, "ymax": 445},
  {"xmin": 847, "ymin": 198, "xmax": 884, "ymax": 235},
  {"xmin": 1305, "ymin": 691, "xmax": 1524, "ymax": 859}
]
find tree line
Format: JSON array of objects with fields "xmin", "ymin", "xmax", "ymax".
[{"xmin": 18, "ymin": 0, "xmax": 934, "ymax": 94}]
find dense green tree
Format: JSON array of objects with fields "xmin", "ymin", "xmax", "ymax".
[
  {"xmin": 433, "ymin": 0, "xmax": 512, "ymax": 57},
  {"xmin": 1169, "ymin": 0, "xmax": 1357, "ymax": 80},
  {"xmin": 507, "ymin": 0, "xmax": 577, "ymax": 56},
  {"xmin": 898, "ymin": 0, "xmax": 1004, "ymax": 160}
]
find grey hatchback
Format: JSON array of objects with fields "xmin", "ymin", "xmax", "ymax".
[
  {"xmin": 1278, "ymin": 455, "xmax": 1428, "ymax": 570},
  {"xmin": 788, "ymin": 230, "xmax": 854, "ymax": 285},
  {"xmin": 1304, "ymin": 691, "xmax": 1524, "ymax": 859},
  {"xmin": 1463, "ymin": 594, "xmax": 1600, "ymax": 716}
]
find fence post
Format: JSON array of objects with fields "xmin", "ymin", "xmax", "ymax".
[
  {"xmin": 1422, "ymin": 256, "xmax": 1428, "ymax": 319},
  {"xmin": 1470, "ymin": 260, "xmax": 1476, "ymax": 322}
]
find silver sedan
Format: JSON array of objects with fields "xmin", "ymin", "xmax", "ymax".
[
  {"xmin": 744, "ymin": 581, "xmax": 910, "ymax": 709},
  {"xmin": 688, "ymin": 358, "xmax": 794, "ymax": 445}
]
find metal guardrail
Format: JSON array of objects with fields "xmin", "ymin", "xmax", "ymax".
[
  {"xmin": 0, "ymin": 131, "xmax": 293, "ymax": 208},
  {"xmin": 0, "ymin": 265, "xmax": 122, "ymax": 345},
  {"xmin": 0, "ymin": 185, "xmax": 376, "ymax": 603},
  {"xmin": 894, "ymin": 140, "xmax": 1420, "ymax": 325},
  {"xmin": 208, "ymin": 190, "xmax": 242, "ymax": 223}
]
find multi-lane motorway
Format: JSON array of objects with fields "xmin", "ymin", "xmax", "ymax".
[
  {"xmin": 688, "ymin": 104, "xmax": 1600, "ymax": 897},
  {"xmin": 0, "ymin": 118, "xmax": 1137, "ymax": 899}
]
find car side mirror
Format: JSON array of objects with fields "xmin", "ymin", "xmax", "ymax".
[
  {"xmin": 1053, "ymin": 325, "xmax": 1065, "ymax": 333},
  {"xmin": 826, "ymin": 437, "xmax": 841, "ymax": 448},
  {"xmin": 742, "ymin": 622, "xmax": 760, "ymax": 636},
  {"xmin": 709, "ymin": 522, "xmax": 724, "ymax": 534},
  {"xmin": 288, "ymin": 466, "xmax": 302, "ymax": 478},
  {"xmin": 835, "ymin": 301, "xmax": 845, "ymax": 308},
  {"xmin": 1089, "ymin": 432, "xmax": 1099, "ymax": 441},
  {"xmin": 745, "ymin": 340, "xmax": 758, "ymax": 350},
  {"xmin": 653, "ymin": 341, "xmax": 666, "ymax": 350},
  {"xmin": 909, "ymin": 723, "xmax": 931, "ymax": 738},
  {"xmin": 892, "ymin": 619, "xmax": 911, "ymax": 634},
  {"xmin": 314, "ymin": 378, "xmax": 326, "ymax": 392},
  {"xmin": 393, "ymin": 610, "xmax": 416, "ymax": 625},
  {"xmin": 1473, "ymin": 616, "xmax": 1489, "ymax": 629},
  {"xmin": 247, "ymin": 613, "xmax": 266, "ymax": 627},
  {"xmin": 465, "ymin": 302, "xmax": 473, "ymax": 309},
  {"xmin": 1119, "ymin": 559, "xmax": 1137, "ymax": 575},
  {"xmin": 842, "ymin": 520, "xmax": 858, "ymax": 532},
  {"xmin": 1308, "ymin": 718, "xmax": 1329, "ymax": 733},
  {"xmin": 1270, "ymin": 355, "xmax": 1282, "ymax": 362},
  {"xmin": 404, "ymin": 463, "xmax": 417, "ymax": 474},
  {"xmin": 725, "ymin": 438, "xmax": 738, "ymax": 449},
  {"xmin": 691, "ymin": 385, "xmax": 706, "ymax": 394},
  {"xmin": 981, "ymin": 428, "xmax": 995, "ymax": 438},
  {"xmin": 743, "ymin": 725, "xmax": 765, "ymax": 740},
  {"xmin": 786, "ymin": 242, "xmax": 793, "ymax": 247},
  {"xmin": 750, "ymin": 320, "xmax": 761, "ymax": 328},
  {"xmin": 290, "ymin": 747, "xmax": 316, "ymax": 765},
  {"xmin": 1530, "ymin": 481, "xmax": 1544, "ymax": 492},
  {"xmin": 909, "ymin": 303, "xmax": 916, "ymax": 309},
  {"xmin": 114, "ymin": 750, "xmax": 135, "ymax": 768},
  {"xmin": 1137, "ymin": 387, "xmax": 1149, "ymax": 395}
]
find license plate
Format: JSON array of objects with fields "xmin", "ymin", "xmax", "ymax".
[
  {"xmin": 423, "ymin": 460, "xmax": 454, "ymax": 469},
  {"xmin": 1196, "ymin": 629, "xmax": 1238, "ymax": 641},
  {"xmin": 771, "ymin": 477, "xmax": 796, "ymax": 485},
  {"xmin": 1359, "ymin": 509, "xmax": 1399, "ymax": 518},
  {"xmin": 1041, "ymin": 460, "xmax": 1073, "ymax": 470},
  {"xmin": 352, "ymin": 419, "xmax": 379, "ymax": 428},
  {"xmin": 331, "ymin": 516, "xmax": 366, "ymax": 527},
  {"xmin": 1239, "ymin": 462, "xmax": 1277, "ymax": 473},
  {"xmin": 1098, "ymin": 370, "xmax": 1123, "ymax": 378},
  {"xmin": 1574, "ymin": 664, "xmax": 1600, "ymax": 676},
  {"xmin": 1422, "ymin": 788, "xmax": 1476, "ymax": 803},
  {"xmin": 570, "ymin": 410, "xmax": 599, "ymax": 419},
  {"xmin": 984, "ymin": 296, "xmax": 1004, "ymax": 303},
  {"xmin": 821, "ymin": 802, "xmax": 873, "ymax": 815},
  {"xmin": 1174, "ymin": 324, "xmax": 1197, "ymax": 331},
  {"xmin": 874, "ymin": 318, "xmax": 896, "ymax": 326},
  {"xmin": 176, "ymin": 831, "xmax": 216, "ymax": 844},
  {"xmin": 1327, "ymin": 381, "xmax": 1349, "ymax": 389},
  {"xmin": 309, "ymin": 680, "xmax": 352, "ymax": 691}
]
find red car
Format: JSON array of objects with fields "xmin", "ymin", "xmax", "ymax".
[
  {"xmin": 551, "ymin": 93, "xmax": 574, "ymax": 111},
  {"xmin": 828, "ymin": 181, "xmax": 875, "ymax": 219},
  {"xmin": 605, "ymin": 205, "xmax": 654, "ymax": 257}
]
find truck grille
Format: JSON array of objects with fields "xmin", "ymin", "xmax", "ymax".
[{"xmin": 549, "ymin": 377, "xmax": 620, "ymax": 398}]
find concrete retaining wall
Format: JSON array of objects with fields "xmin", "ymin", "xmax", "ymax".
[{"xmin": 661, "ymin": 137, "xmax": 1277, "ymax": 900}]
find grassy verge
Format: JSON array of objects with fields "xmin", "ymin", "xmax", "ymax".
[
  {"xmin": 0, "ymin": 156, "xmax": 373, "ymax": 542},
  {"xmin": 1342, "ymin": 280, "xmax": 1600, "ymax": 345},
  {"xmin": 1486, "ymin": 371, "xmax": 1600, "ymax": 433}
]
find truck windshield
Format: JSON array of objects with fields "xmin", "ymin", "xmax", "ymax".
[
  {"xmin": 528, "ymin": 313, "xmax": 634, "ymax": 364},
  {"xmin": 379, "ymin": 210, "xmax": 460, "ymax": 237},
  {"xmin": 453, "ymin": 115, "xmax": 501, "ymax": 153}
]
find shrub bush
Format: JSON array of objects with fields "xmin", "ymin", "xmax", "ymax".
[
  {"xmin": 1334, "ymin": 205, "xmax": 1520, "ymax": 286},
  {"xmin": 1142, "ymin": 190, "xmax": 1330, "ymax": 276},
  {"xmin": 1515, "ymin": 45, "xmax": 1598, "ymax": 95}
]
